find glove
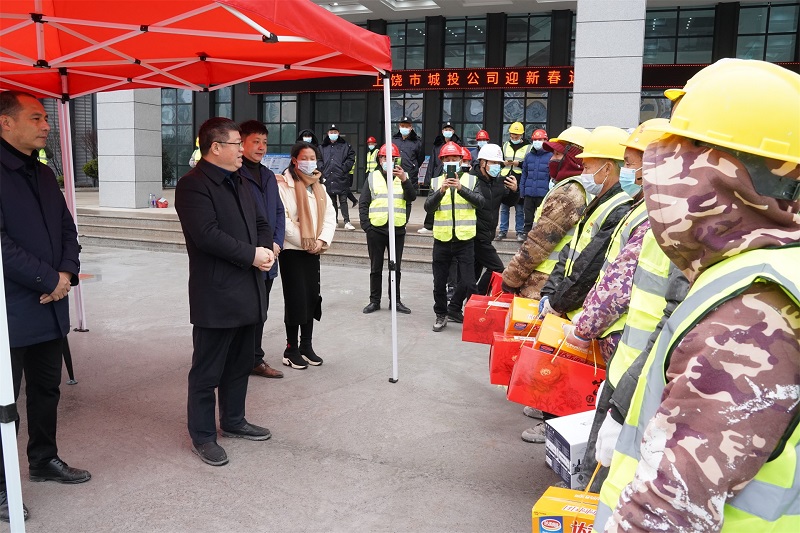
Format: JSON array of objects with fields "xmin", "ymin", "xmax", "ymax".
[
  {"xmin": 501, "ymin": 281, "xmax": 519, "ymax": 295},
  {"xmin": 595, "ymin": 412, "xmax": 623, "ymax": 467},
  {"xmin": 539, "ymin": 296, "xmax": 557, "ymax": 317},
  {"xmin": 561, "ymin": 324, "xmax": 591, "ymax": 351}
]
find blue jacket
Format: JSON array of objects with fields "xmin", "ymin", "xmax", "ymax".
[
  {"xmin": 1, "ymin": 139, "xmax": 80, "ymax": 348},
  {"xmin": 240, "ymin": 160, "xmax": 285, "ymax": 279},
  {"xmin": 520, "ymin": 148, "xmax": 552, "ymax": 198}
]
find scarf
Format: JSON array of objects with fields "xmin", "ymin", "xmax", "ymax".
[
  {"xmin": 290, "ymin": 166, "xmax": 327, "ymax": 251},
  {"xmin": 545, "ymin": 141, "xmax": 585, "ymax": 183}
]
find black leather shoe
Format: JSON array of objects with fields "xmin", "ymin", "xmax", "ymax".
[
  {"xmin": 29, "ymin": 457, "xmax": 91, "ymax": 484},
  {"xmin": 220, "ymin": 422, "xmax": 272, "ymax": 441},
  {"xmin": 362, "ymin": 302, "xmax": 380, "ymax": 314},
  {"xmin": 395, "ymin": 301, "xmax": 411, "ymax": 314},
  {"xmin": 447, "ymin": 310, "xmax": 464, "ymax": 323},
  {"xmin": 0, "ymin": 491, "xmax": 29, "ymax": 522},
  {"xmin": 192, "ymin": 441, "xmax": 229, "ymax": 466}
]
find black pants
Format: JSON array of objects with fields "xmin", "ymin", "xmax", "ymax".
[
  {"xmin": 253, "ymin": 276, "xmax": 275, "ymax": 367},
  {"xmin": 329, "ymin": 192, "xmax": 351, "ymax": 223},
  {"xmin": 523, "ymin": 195, "xmax": 545, "ymax": 234},
  {"xmin": 187, "ymin": 324, "xmax": 256, "ymax": 445},
  {"xmin": 0, "ymin": 337, "xmax": 63, "ymax": 490},
  {"xmin": 432, "ymin": 239, "xmax": 476, "ymax": 316},
  {"xmin": 366, "ymin": 229, "xmax": 405, "ymax": 305},
  {"xmin": 474, "ymin": 238, "xmax": 504, "ymax": 295}
]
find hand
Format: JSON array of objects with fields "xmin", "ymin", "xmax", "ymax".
[
  {"xmin": 538, "ymin": 296, "xmax": 558, "ymax": 317},
  {"xmin": 273, "ymin": 243, "xmax": 281, "ymax": 257},
  {"xmin": 562, "ymin": 324, "xmax": 591, "ymax": 350},
  {"xmin": 503, "ymin": 176, "xmax": 517, "ymax": 192},
  {"xmin": 253, "ymin": 246, "xmax": 272, "ymax": 270},
  {"xmin": 392, "ymin": 166, "xmax": 406, "ymax": 181},
  {"xmin": 500, "ymin": 281, "xmax": 519, "ymax": 295},
  {"xmin": 595, "ymin": 412, "xmax": 623, "ymax": 467},
  {"xmin": 505, "ymin": 160, "xmax": 514, "ymax": 167},
  {"xmin": 448, "ymin": 177, "xmax": 462, "ymax": 191},
  {"xmin": 309, "ymin": 239, "xmax": 325, "ymax": 254}
]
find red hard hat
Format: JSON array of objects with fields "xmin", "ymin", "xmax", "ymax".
[
  {"xmin": 439, "ymin": 141, "xmax": 463, "ymax": 158},
  {"xmin": 378, "ymin": 143, "xmax": 400, "ymax": 157},
  {"xmin": 476, "ymin": 129, "xmax": 489, "ymax": 141},
  {"xmin": 461, "ymin": 146, "xmax": 472, "ymax": 161},
  {"xmin": 367, "ymin": 136, "xmax": 377, "ymax": 143},
  {"xmin": 532, "ymin": 129, "xmax": 548, "ymax": 140}
]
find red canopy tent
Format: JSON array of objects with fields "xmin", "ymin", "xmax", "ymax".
[{"xmin": 0, "ymin": 1, "xmax": 397, "ymax": 529}]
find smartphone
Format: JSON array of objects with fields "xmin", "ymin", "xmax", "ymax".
[
  {"xmin": 394, "ymin": 157, "xmax": 402, "ymax": 168},
  {"xmin": 446, "ymin": 166, "xmax": 457, "ymax": 179}
]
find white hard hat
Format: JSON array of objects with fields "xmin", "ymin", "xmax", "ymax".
[{"xmin": 477, "ymin": 143, "xmax": 503, "ymax": 162}]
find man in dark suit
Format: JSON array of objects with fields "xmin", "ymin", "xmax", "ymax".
[
  {"xmin": 175, "ymin": 117, "xmax": 276, "ymax": 467},
  {"xmin": 0, "ymin": 90, "xmax": 90, "ymax": 523}
]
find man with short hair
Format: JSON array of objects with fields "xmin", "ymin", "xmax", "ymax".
[
  {"xmin": 391, "ymin": 116, "xmax": 425, "ymax": 189},
  {"xmin": 1, "ymin": 90, "xmax": 90, "ymax": 523},
  {"xmin": 320, "ymin": 124, "xmax": 356, "ymax": 230}
]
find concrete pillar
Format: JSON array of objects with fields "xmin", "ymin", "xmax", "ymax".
[
  {"xmin": 572, "ymin": 0, "xmax": 645, "ymax": 128},
  {"xmin": 97, "ymin": 89, "xmax": 162, "ymax": 208}
]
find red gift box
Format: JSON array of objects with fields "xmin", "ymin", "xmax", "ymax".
[
  {"xmin": 488, "ymin": 271, "xmax": 506, "ymax": 297},
  {"xmin": 506, "ymin": 345, "xmax": 605, "ymax": 416},
  {"xmin": 462, "ymin": 293, "xmax": 513, "ymax": 345},
  {"xmin": 489, "ymin": 333, "xmax": 536, "ymax": 386}
]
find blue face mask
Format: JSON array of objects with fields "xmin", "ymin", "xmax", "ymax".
[
  {"xmin": 328, "ymin": 133, "xmax": 339, "ymax": 142},
  {"xmin": 399, "ymin": 127, "xmax": 411, "ymax": 136},
  {"xmin": 619, "ymin": 167, "xmax": 642, "ymax": 197},
  {"xmin": 487, "ymin": 164, "xmax": 502, "ymax": 178},
  {"xmin": 510, "ymin": 137, "xmax": 521, "ymax": 144},
  {"xmin": 442, "ymin": 130, "xmax": 453, "ymax": 139},
  {"xmin": 477, "ymin": 141, "xmax": 487, "ymax": 148},
  {"xmin": 532, "ymin": 141, "xmax": 544, "ymax": 151}
]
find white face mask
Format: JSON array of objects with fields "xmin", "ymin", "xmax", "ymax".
[
  {"xmin": 297, "ymin": 160, "xmax": 317, "ymax": 175},
  {"xmin": 368, "ymin": 144, "xmax": 376, "ymax": 151},
  {"xmin": 328, "ymin": 133, "xmax": 339, "ymax": 142},
  {"xmin": 578, "ymin": 163, "xmax": 609, "ymax": 196},
  {"xmin": 442, "ymin": 130, "xmax": 453, "ymax": 139},
  {"xmin": 302, "ymin": 137, "xmax": 312, "ymax": 143},
  {"xmin": 443, "ymin": 162, "xmax": 460, "ymax": 174},
  {"xmin": 477, "ymin": 141, "xmax": 487, "ymax": 148},
  {"xmin": 532, "ymin": 141, "xmax": 544, "ymax": 151},
  {"xmin": 399, "ymin": 127, "xmax": 411, "ymax": 136}
]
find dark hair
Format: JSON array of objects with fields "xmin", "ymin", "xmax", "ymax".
[
  {"xmin": 0, "ymin": 90, "xmax": 37, "ymax": 118},
  {"xmin": 289, "ymin": 141, "xmax": 318, "ymax": 165},
  {"xmin": 198, "ymin": 117, "xmax": 241, "ymax": 155},
  {"xmin": 239, "ymin": 120, "xmax": 268, "ymax": 138}
]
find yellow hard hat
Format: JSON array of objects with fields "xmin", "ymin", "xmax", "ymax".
[
  {"xmin": 576, "ymin": 126, "xmax": 628, "ymax": 161},
  {"xmin": 509, "ymin": 122, "xmax": 525, "ymax": 135},
  {"xmin": 550, "ymin": 126, "xmax": 591, "ymax": 149},
  {"xmin": 622, "ymin": 118, "xmax": 670, "ymax": 152},
  {"xmin": 662, "ymin": 59, "xmax": 800, "ymax": 164}
]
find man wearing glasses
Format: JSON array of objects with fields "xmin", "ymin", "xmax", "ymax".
[{"xmin": 175, "ymin": 117, "xmax": 276, "ymax": 467}]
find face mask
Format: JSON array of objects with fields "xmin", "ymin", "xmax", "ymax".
[
  {"xmin": 578, "ymin": 163, "xmax": 609, "ymax": 196},
  {"xmin": 510, "ymin": 138, "xmax": 521, "ymax": 144},
  {"xmin": 487, "ymin": 164, "xmax": 502, "ymax": 178},
  {"xmin": 302, "ymin": 137, "xmax": 312, "ymax": 143},
  {"xmin": 477, "ymin": 141, "xmax": 487, "ymax": 148},
  {"xmin": 619, "ymin": 167, "xmax": 642, "ymax": 197},
  {"xmin": 399, "ymin": 127, "xmax": 411, "ymax": 136},
  {"xmin": 382, "ymin": 161, "xmax": 392, "ymax": 172},
  {"xmin": 297, "ymin": 160, "xmax": 317, "ymax": 175},
  {"xmin": 368, "ymin": 144, "xmax": 376, "ymax": 151},
  {"xmin": 532, "ymin": 141, "xmax": 543, "ymax": 151},
  {"xmin": 328, "ymin": 134, "xmax": 339, "ymax": 142},
  {"xmin": 442, "ymin": 130, "xmax": 453, "ymax": 139}
]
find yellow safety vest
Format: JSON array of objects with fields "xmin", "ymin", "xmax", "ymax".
[
  {"xmin": 431, "ymin": 173, "xmax": 477, "ymax": 242},
  {"xmin": 532, "ymin": 177, "xmax": 589, "ymax": 276},
  {"xmin": 350, "ymin": 155, "xmax": 356, "ymax": 176},
  {"xmin": 595, "ymin": 246, "xmax": 800, "ymax": 533},
  {"xmin": 500, "ymin": 141, "xmax": 530, "ymax": 177},
  {"xmin": 367, "ymin": 170, "xmax": 407, "ymax": 227},
  {"xmin": 605, "ymin": 229, "xmax": 673, "ymax": 387},
  {"xmin": 38, "ymin": 149, "xmax": 47, "ymax": 165},
  {"xmin": 366, "ymin": 149, "xmax": 378, "ymax": 175}
]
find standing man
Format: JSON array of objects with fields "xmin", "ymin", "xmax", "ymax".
[
  {"xmin": 424, "ymin": 141, "xmax": 485, "ymax": 332},
  {"xmin": 364, "ymin": 136, "xmax": 379, "ymax": 178},
  {"xmin": 520, "ymin": 128, "xmax": 552, "ymax": 234},
  {"xmin": 391, "ymin": 116, "xmax": 425, "ymax": 191},
  {"xmin": 1, "ymin": 90, "xmax": 90, "ymax": 522},
  {"xmin": 320, "ymin": 124, "xmax": 356, "ymax": 231},
  {"xmin": 175, "ymin": 117, "xmax": 275, "ymax": 467},
  {"xmin": 498, "ymin": 121, "xmax": 530, "ymax": 241},
  {"xmin": 359, "ymin": 143, "xmax": 417, "ymax": 315},
  {"xmin": 420, "ymin": 122, "xmax": 463, "ymax": 234},
  {"xmin": 238, "ymin": 120, "xmax": 285, "ymax": 380}
]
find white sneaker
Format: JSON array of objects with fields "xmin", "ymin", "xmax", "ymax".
[
  {"xmin": 523, "ymin": 406, "xmax": 544, "ymax": 419},
  {"xmin": 417, "ymin": 227, "xmax": 432, "ymax": 234},
  {"xmin": 521, "ymin": 423, "xmax": 546, "ymax": 443},
  {"xmin": 344, "ymin": 222, "xmax": 356, "ymax": 231}
]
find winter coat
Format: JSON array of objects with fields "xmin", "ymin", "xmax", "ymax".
[
  {"xmin": 520, "ymin": 148, "xmax": 552, "ymax": 198},
  {"xmin": 320, "ymin": 137, "xmax": 355, "ymax": 194},
  {"xmin": 474, "ymin": 170, "xmax": 519, "ymax": 242},
  {"xmin": 240, "ymin": 159, "xmax": 285, "ymax": 279},
  {"xmin": 277, "ymin": 169, "xmax": 336, "ymax": 252},
  {"xmin": 424, "ymin": 133, "xmax": 463, "ymax": 187},
  {"xmin": 391, "ymin": 129, "xmax": 425, "ymax": 182}
]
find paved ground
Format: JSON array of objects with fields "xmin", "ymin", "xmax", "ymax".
[{"xmin": 6, "ymin": 243, "xmax": 561, "ymax": 532}]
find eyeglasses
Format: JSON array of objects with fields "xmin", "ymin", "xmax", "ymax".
[{"xmin": 215, "ymin": 140, "xmax": 243, "ymax": 148}]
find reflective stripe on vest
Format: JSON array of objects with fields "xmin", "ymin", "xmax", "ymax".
[
  {"xmin": 367, "ymin": 170, "xmax": 407, "ymax": 227},
  {"xmin": 595, "ymin": 246, "xmax": 800, "ymax": 533},
  {"xmin": 605, "ymin": 229, "xmax": 673, "ymax": 387},
  {"xmin": 500, "ymin": 142, "xmax": 529, "ymax": 177},
  {"xmin": 532, "ymin": 177, "xmax": 589, "ymax": 276},
  {"xmin": 432, "ymin": 173, "xmax": 477, "ymax": 242},
  {"xmin": 366, "ymin": 149, "xmax": 378, "ymax": 174}
]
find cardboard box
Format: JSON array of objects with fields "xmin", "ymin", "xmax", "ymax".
[
  {"xmin": 533, "ymin": 314, "xmax": 605, "ymax": 369},
  {"xmin": 504, "ymin": 296, "xmax": 542, "ymax": 337},
  {"xmin": 532, "ymin": 486, "xmax": 599, "ymax": 533},
  {"xmin": 544, "ymin": 410, "xmax": 596, "ymax": 489},
  {"xmin": 462, "ymin": 293, "xmax": 513, "ymax": 345},
  {"xmin": 489, "ymin": 333, "xmax": 536, "ymax": 386}
]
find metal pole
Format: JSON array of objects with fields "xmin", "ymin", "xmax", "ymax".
[{"xmin": 383, "ymin": 76, "xmax": 399, "ymax": 384}]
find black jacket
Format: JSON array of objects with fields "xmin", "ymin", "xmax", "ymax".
[
  {"xmin": 424, "ymin": 133, "xmax": 463, "ymax": 187},
  {"xmin": 474, "ymin": 169, "xmax": 519, "ymax": 242},
  {"xmin": 175, "ymin": 158, "xmax": 273, "ymax": 328},
  {"xmin": 392, "ymin": 129, "xmax": 425, "ymax": 182},
  {"xmin": 358, "ymin": 169, "xmax": 417, "ymax": 236},
  {"xmin": 320, "ymin": 137, "xmax": 355, "ymax": 194}
]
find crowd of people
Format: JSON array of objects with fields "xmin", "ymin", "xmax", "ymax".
[{"xmin": 2, "ymin": 57, "xmax": 798, "ymax": 531}]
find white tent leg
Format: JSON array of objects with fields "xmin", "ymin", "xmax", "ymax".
[
  {"xmin": 383, "ymin": 76, "xmax": 399, "ymax": 384},
  {"xmin": 57, "ymin": 99, "xmax": 88, "ymax": 332},
  {"xmin": 0, "ymin": 249, "xmax": 26, "ymax": 532}
]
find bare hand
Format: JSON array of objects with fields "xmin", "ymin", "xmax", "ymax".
[
  {"xmin": 309, "ymin": 239, "xmax": 324, "ymax": 254},
  {"xmin": 392, "ymin": 166, "xmax": 406, "ymax": 181},
  {"xmin": 505, "ymin": 160, "xmax": 514, "ymax": 167},
  {"xmin": 273, "ymin": 243, "xmax": 281, "ymax": 257},
  {"xmin": 253, "ymin": 246, "xmax": 275, "ymax": 271},
  {"xmin": 504, "ymin": 176, "xmax": 517, "ymax": 192},
  {"xmin": 44, "ymin": 272, "xmax": 72, "ymax": 303}
]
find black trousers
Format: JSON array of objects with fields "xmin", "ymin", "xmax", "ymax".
[
  {"xmin": 329, "ymin": 191, "xmax": 351, "ymax": 223},
  {"xmin": 253, "ymin": 276, "xmax": 275, "ymax": 367},
  {"xmin": 474, "ymin": 238, "xmax": 505, "ymax": 295},
  {"xmin": 432, "ymin": 239, "xmax": 476, "ymax": 316},
  {"xmin": 187, "ymin": 324, "xmax": 256, "ymax": 445},
  {"xmin": 366, "ymin": 230, "xmax": 405, "ymax": 305},
  {"xmin": 523, "ymin": 195, "xmax": 545, "ymax": 234},
  {"xmin": 0, "ymin": 337, "xmax": 63, "ymax": 490}
]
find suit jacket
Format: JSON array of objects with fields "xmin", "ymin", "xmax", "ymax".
[
  {"xmin": 175, "ymin": 158, "xmax": 273, "ymax": 328},
  {"xmin": 1, "ymin": 139, "xmax": 80, "ymax": 348},
  {"xmin": 239, "ymin": 161, "xmax": 285, "ymax": 280}
]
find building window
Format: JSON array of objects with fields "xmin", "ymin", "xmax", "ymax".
[
  {"xmin": 502, "ymin": 91, "xmax": 548, "ymax": 140},
  {"xmin": 644, "ymin": 7, "xmax": 715, "ymax": 64},
  {"xmin": 387, "ymin": 20, "xmax": 425, "ymax": 69},
  {"xmin": 314, "ymin": 93, "xmax": 367, "ymax": 186},
  {"xmin": 390, "ymin": 92, "xmax": 423, "ymax": 133},
  {"xmin": 506, "ymin": 14, "xmax": 551, "ymax": 67},
  {"xmin": 737, "ymin": 2, "xmax": 799, "ymax": 62},
  {"xmin": 442, "ymin": 91, "xmax": 485, "ymax": 145},
  {"xmin": 261, "ymin": 93, "xmax": 297, "ymax": 154},
  {"xmin": 444, "ymin": 17, "xmax": 486, "ymax": 68},
  {"xmin": 214, "ymin": 86, "xmax": 233, "ymax": 118},
  {"xmin": 640, "ymin": 90, "xmax": 672, "ymax": 122},
  {"xmin": 161, "ymin": 88, "xmax": 193, "ymax": 187}
]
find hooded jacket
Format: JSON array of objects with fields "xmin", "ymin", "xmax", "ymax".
[
  {"xmin": 392, "ymin": 129, "xmax": 425, "ymax": 182},
  {"xmin": 320, "ymin": 135, "xmax": 355, "ymax": 195},
  {"xmin": 520, "ymin": 146, "xmax": 552, "ymax": 198},
  {"xmin": 424, "ymin": 132, "xmax": 463, "ymax": 187},
  {"xmin": 474, "ymin": 167, "xmax": 519, "ymax": 242}
]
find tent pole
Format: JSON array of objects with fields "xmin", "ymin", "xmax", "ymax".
[
  {"xmin": 0, "ymin": 248, "xmax": 26, "ymax": 532},
  {"xmin": 382, "ymin": 76, "xmax": 399, "ymax": 384},
  {"xmin": 57, "ymin": 98, "xmax": 88, "ymax": 332}
]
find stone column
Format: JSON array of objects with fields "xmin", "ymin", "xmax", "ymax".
[
  {"xmin": 572, "ymin": 0, "xmax": 646, "ymax": 128},
  {"xmin": 97, "ymin": 89, "xmax": 162, "ymax": 208}
]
